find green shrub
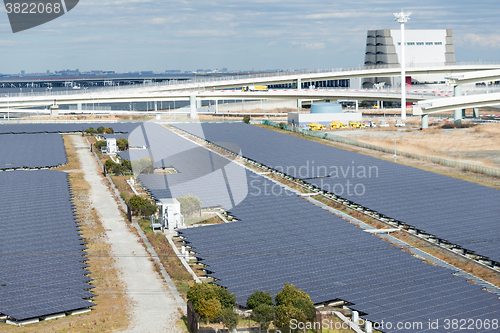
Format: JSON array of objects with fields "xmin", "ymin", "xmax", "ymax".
[
  {"xmin": 116, "ymin": 137, "xmax": 129, "ymax": 151},
  {"xmin": 85, "ymin": 127, "xmax": 96, "ymax": 135},
  {"xmin": 94, "ymin": 140, "xmax": 107, "ymax": 151},
  {"xmin": 128, "ymin": 195, "xmax": 157, "ymax": 216}
]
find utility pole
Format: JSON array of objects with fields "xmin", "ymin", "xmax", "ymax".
[{"xmin": 394, "ymin": 10, "xmax": 411, "ymax": 121}]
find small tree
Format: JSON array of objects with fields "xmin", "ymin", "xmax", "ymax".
[
  {"xmin": 96, "ymin": 126, "xmax": 105, "ymax": 134},
  {"xmin": 116, "ymin": 137, "xmax": 129, "ymax": 151},
  {"xmin": 218, "ymin": 307, "xmax": 239, "ymax": 330},
  {"xmin": 247, "ymin": 291, "xmax": 273, "ymax": 310},
  {"xmin": 131, "ymin": 157, "xmax": 154, "ymax": 175},
  {"xmin": 103, "ymin": 127, "xmax": 114, "ymax": 134},
  {"xmin": 177, "ymin": 194, "xmax": 202, "ymax": 217},
  {"xmin": 218, "ymin": 287, "xmax": 236, "ymax": 310},
  {"xmin": 121, "ymin": 159, "xmax": 132, "ymax": 173},
  {"xmin": 243, "ymin": 115, "xmax": 251, "ymax": 124},
  {"xmin": 94, "ymin": 140, "xmax": 107, "ymax": 152},
  {"xmin": 85, "ymin": 127, "xmax": 96, "ymax": 135},
  {"xmin": 274, "ymin": 284, "xmax": 315, "ymax": 331},
  {"xmin": 247, "ymin": 291, "xmax": 275, "ymax": 332},
  {"xmin": 187, "ymin": 283, "xmax": 238, "ymax": 325},
  {"xmin": 105, "ymin": 159, "xmax": 116, "ymax": 170},
  {"xmin": 253, "ymin": 304, "xmax": 275, "ymax": 332},
  {"xmin": 128, "ymin": 195, "xmax": 157, "ymax": 217}
]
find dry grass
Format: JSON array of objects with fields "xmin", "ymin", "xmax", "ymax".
[
  {"xmin": 0, "ymin": 173, "xmax": 130, "ymax": 332},
  {"xmin": 137, "ymin": 219, "xmax": 194, "ymax": 299},
  {"xmin": 470, "ymin": 123, "xmax": 500, "ymax": 135},
  {"xmin": 337, "ymin": 125, "xmax": 500, "ymax": 167},
  {"xmin": 57, "ymin": 135, "xmax": 82, "ymax": 171}
]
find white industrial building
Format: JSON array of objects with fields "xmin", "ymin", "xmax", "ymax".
[{"xmin": 363, "ymin": 29, "xmax": 456, "ymax": 88}]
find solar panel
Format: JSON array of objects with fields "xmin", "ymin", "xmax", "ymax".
[
  {"xmin": 0, "ymin": 133, "xmax": 67, "ymax": 170},
  {"xmin": 179, "ymin": 174, "xmax": 500, "ymax": 332},
  {"xmin": 174, "ymin": 122, "xmax": 500, "ymax": 263},
  {"xmin": 0, "ymin": 122, "xmax": 142, "ymax": 134},
  {"xmin": 0, "ymin": 170, "xmax": 94, "ymax": 321},
  {"xmin": 123, "ymin": 123, "xmax": 500, "ymax": 332}
]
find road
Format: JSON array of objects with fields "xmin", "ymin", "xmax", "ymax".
[{"xmin": 71, "ymin": 135, "xmax": 184, "ymax": 333}]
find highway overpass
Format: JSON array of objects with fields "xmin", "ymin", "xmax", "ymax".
[{"xmin": 0, "ymin": 88, "xmax": 429, "ymax": 110}]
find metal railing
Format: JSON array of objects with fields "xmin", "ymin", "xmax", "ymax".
[{"xmin": 263, "ymin": 120, "xmax": 500, "ymax": 178}]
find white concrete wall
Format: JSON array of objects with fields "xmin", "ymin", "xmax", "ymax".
[{"xmin": 390, "ymin": 29, "xmax": 447, "ymax": 65}]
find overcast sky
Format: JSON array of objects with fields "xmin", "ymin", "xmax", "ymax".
[{"xmin": 1, "ymin": 0, "xmax": 499, "ymax": 73}]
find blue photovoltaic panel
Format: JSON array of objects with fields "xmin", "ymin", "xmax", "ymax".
[
  {"xmin": 123, "ymin": 123, "xmax": 248, "ymax": 209},
  {"xmin": 0, "ymin": 170, "xmax": 95, "ymax": 321},
  {"xmin": 174, "ymin": 123, "xmax": 500, "ymax": 263},
  {"xmin": 0, "ymin": 122, "xmax": 142, "ymax": 134},
  {"xmin": 179, "ymin": 171, "xmax": 500, "ymax": 333},
  {"xmin": 125, "ymin": 123, "xmax": 500, "ymax": 332},
  {"xmin": 0, "ymin": 133, "xmax": 67, "ymax": 170}
]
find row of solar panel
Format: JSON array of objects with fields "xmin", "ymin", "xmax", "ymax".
[
  {"xmin": 0, "ymin": 122, "xmax": 141, "ymax": 134},
  {"xmin": 174, "ymin": 122, "xmax": 500, "ymax": 263},
  {"xmin": 179, "ymin": 177, "xmax": 500, "ymax": 332},
  {"xmin": 0, "ymin": 170, "xmax": 94, "ymax": 321},
  {"xmin": 120, "ymin": 123, "xmax": 500, "ymax": 332},
  {"xmin": 0, "ymin": 134, "xmax": 67, "ymax": 170}
]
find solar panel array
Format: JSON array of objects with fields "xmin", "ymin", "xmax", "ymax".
[
  {"xmin": 118, "ymin": 123, "xmax": 500, "ymax": 332},
  {"xmin": 0, "ymin": 122, "xmax": 141, "ymax": 134},
  {"xmin": 0, "ymin": 133, "xmax": 67, "ymax": 170},
  {"xmin": 174, "ymin": 123, "xmax": 500, "ymax": 263},
  {"xmin": 0, "ymin": 170, "xmax": 95, "ymax": 321},
  {"xmin": 180, "ymin": 180, "xmax": 500, "ymax": 332},
  {"xmin": 123, "ymin": 123, "xmax": 248, "ymax": 209}
]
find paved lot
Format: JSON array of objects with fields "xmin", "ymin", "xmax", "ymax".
[{"xmin": 72, "ymin": 135, "xmax": 183, "ymax": 333}]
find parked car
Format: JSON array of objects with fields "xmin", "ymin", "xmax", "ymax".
[{"xmin": 395, "ymin": 120, "xmax": 406, "ymax": 127}]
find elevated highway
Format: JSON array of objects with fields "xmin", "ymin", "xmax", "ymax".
[
  {"xmin": 0, "ymin": 88, "xmax": 429, "ymax": 110},
  {"xmin": 3, "ymin": 63, "xmax": 500, "ymax": 122}
]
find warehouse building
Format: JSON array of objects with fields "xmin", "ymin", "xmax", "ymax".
[{"xmin": 363, "ymin": 29, "xmax": 456, "ymax": 88}]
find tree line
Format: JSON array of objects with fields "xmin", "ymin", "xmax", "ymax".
[{"xmin": 187, "ymin": 282, "xmax": 316, "ymax": 332}]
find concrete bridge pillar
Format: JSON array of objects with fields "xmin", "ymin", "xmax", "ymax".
[
  {"xmin": 77, "ymin": 103, "xmax": 82, "ymax": 112},
  {"xmin": 453, "ymin": 85, "xmax": 463, "ymax": 124},
  {"xmin": 50, "ymin": 104, "xmax": 59, "ymax": 117},
  {"xmin": 296, "ymin": 78, "xmax": 302, "ymax": 109},
  {"xmin": 421, "ymin": 113, "xmax": 429, "ymax": 129},
  {"xmin": 189, "ymin": 94, "xmax": 198, "ymax": 119},
  {"xmin": 196, "ymin": 99, "xmax": 202, "ymax": 108},
  {"xmin": 473, "ymin": 107, "xmax": 479, "ymax": 118},
  {"xmin": 154, "ymin": 101, "xmax": 157, "ymax": 111}
]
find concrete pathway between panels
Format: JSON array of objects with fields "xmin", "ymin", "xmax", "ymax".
[{"xmin": 71, "ymin": 135, "xmax": 184, "ymax": 333}]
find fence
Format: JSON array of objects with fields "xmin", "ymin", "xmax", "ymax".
[{"xmin": 262, "ymin": 120, "xmax": 500, "ymax": 179}]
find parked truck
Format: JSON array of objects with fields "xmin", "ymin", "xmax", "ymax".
[{"xmin": 242, "ymin": 85, "xmax": 268, "ymax": 92}]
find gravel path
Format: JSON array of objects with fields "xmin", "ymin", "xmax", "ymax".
[{"xmin": 72, "ymin": 135, "xmax": 183, "ymax": 333}]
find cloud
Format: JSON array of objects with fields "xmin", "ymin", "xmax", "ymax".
[
  {"xmin": 461, "ymin": 33, "xmax": 500, "ymax": 49},
  {"xmin": 305, "ymin": 12, "xmax": 363, "ymax": 19},
  {"xmin": 180, "ymin": 30, "xmax": 237, "ymax": 37},
  {"xmin": 151, "ymin": 18, "xmax": 168, "ymax": 24},
  {"xmin": 68, "ymin": 36, "xmax": 105, "ymax": 43},
  {"xmin": 292, "ymin": 41, "xmax": 325, "ymax": 50},
  {"xmin": 0, "ymin": 40, "xmax": 18, "ymax": 46}
]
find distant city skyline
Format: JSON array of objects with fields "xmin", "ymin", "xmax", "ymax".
[{"xmin": 1, "ymin": 0, "xmax": 499, "ymax": 73}]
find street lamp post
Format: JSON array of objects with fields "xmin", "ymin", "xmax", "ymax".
[{"xmin": 394, "ymin": 10, "xmax": 411, "ymax": 121}]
